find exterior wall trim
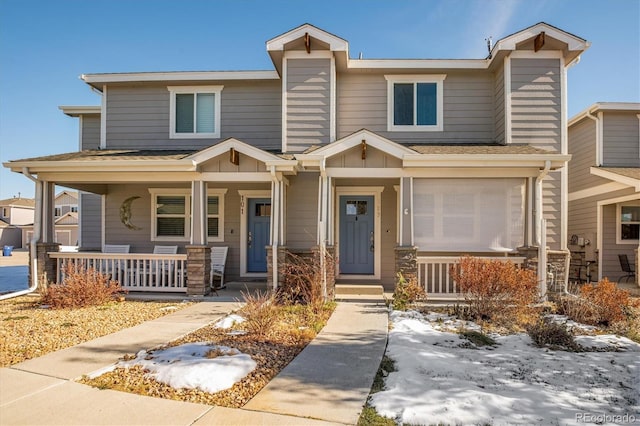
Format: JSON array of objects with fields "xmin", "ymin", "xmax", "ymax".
[
  {"xmin": 568, "ymin": 182, "xmax": 629, "ymax": 201},
  {"xmin": 238, "ymin": 189, "xmax": 271, "ymax": 278}
]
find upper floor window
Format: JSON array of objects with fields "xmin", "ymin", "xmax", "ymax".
[
  {"xmin": 385, "ymin": 75, "xmax": 446, "ymax": 132},
  {"xmin": 168, "ymin": 86, "xmax": 223, "ymax": 139},
  {"xmin": 618, "ymin": 203, "xmax": 640, "ymax": 244}
]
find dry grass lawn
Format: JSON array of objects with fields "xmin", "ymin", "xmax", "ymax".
[{"xmin": 0, "ymin": 295, "xmax": 193, "ymax": 367}]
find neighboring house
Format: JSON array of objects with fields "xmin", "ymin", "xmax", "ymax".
[
  {"xmin": 0, "ymin": 197, "xmax": 35, "ymax": 248},
  {"xmin": 20, "ymin": 190, "xmax": 80, "ymax": 249},
  {"xmin": 3, "ymin": 23, "xmax": 590, "ymax": 297},
  {"xmin": 568, "ymin": 103, "xmax": 640, "ymax": 286}
]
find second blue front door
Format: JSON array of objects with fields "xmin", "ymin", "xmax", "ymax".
[
  {"xmin": 339, "ymin": 195, "xmax": 375, "ymax": 275},
  {"xmin": 247, "ymin": 198, "xmax": 271, "ymax": 272}
]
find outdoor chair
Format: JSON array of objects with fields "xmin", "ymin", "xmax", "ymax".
[
  {"xmin": 101, "ymin": 244, "xmax": 131, "ymax": 283},
  {"xmin": 618, "ymin": 254, "xmax": 636, "ymax": 283},
  {"xmin": 210, "ymin": 246, "xmax": 229, "ymax": 290},
  {"xmin": 150, "ymin": 245, "xmax": 179, "ymax": 286}
]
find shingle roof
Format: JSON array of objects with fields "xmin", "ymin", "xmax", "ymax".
[
  {"xmin": 0, "ymin": 197, "xmax": 35, "ymax": 208},
  {"xmin": 10, "ymin": 149, "xmax": 196, "ymax": 163},
  {"xmin": 407, "ymin": 144, "xmax": 556, "ymax": 155}
]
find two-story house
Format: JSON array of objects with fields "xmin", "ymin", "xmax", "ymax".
[
  {"xmin": 568, "ymin": 103, "xmax": 639, "ymax": 287},
  {"xmin": 0, "ymin": 196, "xmax": 34, "ymax": 249},
  {"xmin": 20, "ymin": 190, "xmax": 79, "ymax": 249},
  {"xmin": 4, "ymin": 22, "xmax": 589, "ymax": 297}
]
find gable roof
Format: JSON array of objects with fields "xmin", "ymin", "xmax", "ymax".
[
  {"xmin": 187, "ymin": 138, "xmax": 298, "ymax": 171},
  {"xmin": 591, "ymin": 167, "xmax": 640, "ymax": 191},
  {"xmin": 0, "ymin": 197, "xmax": 35, "ymax": 208},
  {"xmin": 569, "ymin": 102, "xmax": 640, "ymax": 127}
]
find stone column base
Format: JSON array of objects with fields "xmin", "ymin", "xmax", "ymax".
[
  {"xmin": 31, "ymin": 242, "xmax": 61, "ymax": 292},
  {"xmin": 395, "ymin": 246, "xmax": 418, "ymax": 284},
  {"xmin": 186, "ymin": 245, "xmax": 211, "ymax": 296}
]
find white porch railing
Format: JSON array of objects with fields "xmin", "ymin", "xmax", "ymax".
[
  {"xmin": 417, "ymin": 256, "xmax": 526, "ymax": 299},
  {"xmin": 50, "ymin": 252, "xmax": 188, "ymax": 292}
]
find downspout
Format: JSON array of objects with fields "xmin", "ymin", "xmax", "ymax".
[
  {"xmin": 536, "ymin": 161, "xmax": 551, "ymax": 299},
  {"xmin": 0, "ymin": 168, "xmax": 41, "ymax": 300}
]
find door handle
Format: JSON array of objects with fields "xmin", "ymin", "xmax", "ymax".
[
  {"xmin": 370, "ymin": 231, "xmax": 374, "ymax": 252},
  {"xmin": 248, "ymin": 231, "xmax": 252, "ymax": 248}
]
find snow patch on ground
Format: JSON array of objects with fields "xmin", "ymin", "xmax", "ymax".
[
  {"xmin": 214, "ymin": 314, "xmax": 246, "ymax": 329},
  {"xmin": 370, "ymin": 310, "xmax": 640, "ymax": 425},
  {"xmin": 118, "ymin": 342, "xmax": 256, "ymax": 393}
]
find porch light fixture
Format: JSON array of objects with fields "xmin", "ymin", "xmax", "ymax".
[
  {"xmin": 361, "ymin": 139, "xmax": 367, "ymax": 160},
  {"xmin": 230, "ymin": 148, "xmax": 239, "ymax": 165}
]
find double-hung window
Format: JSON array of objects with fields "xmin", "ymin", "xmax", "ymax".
[
  {"xmin": 150, "ymin": 188, "xmax": 226, "ymax": 242},
  {"xmin": 385, "ymin": 75, "xmax": 446, "ymax": 131},
  {"xmin": 168, "ymin": 86, "xmax": 223, "ymax": 138},
  {"xmin": 617, "ymin": 203, "xmax": 640, "ymax": 244}
]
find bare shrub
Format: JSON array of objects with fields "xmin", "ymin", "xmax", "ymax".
[
  {"xmin": 392, "ymin": 273, "xmax": 426, "ymax": 311},
  {"xmin": 277, "ymin": 250, "xmax": 333, "ymax": 310},
  {"xmin": 559, "ymin": 278, "xmax": 638, "ymax": 327},
  {"xmin": 240, "ymin": 290, "xmax": 279, "ymax": 338},
  {"xmin": 42, "ymin": 262, "xmax": 126, "ymax": 309},
  {"xmin": 449, "ymin": 256, "xmax": 539, "ymax": 327},
  {"xmin": 527, "ymin": 317, "xmax": 580, "ymax": 351}
]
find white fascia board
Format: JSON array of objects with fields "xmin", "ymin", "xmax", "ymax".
[
  {"xmin": 569, "ymin": 102, "xmax": 640, "ymax": 126},
  {"xmin": 348, "ymin": 59, "xmax": 488, "ymax": 69},
  {"xmin": 492, "ymin": 23, "xmax": 589, "ymax": 53},
  {"xmin": 187, "ymin": 138, "xmax": 283, "ymax": 165},
  {"xmin": 58, "ymin": 106, "xmax": 101, "ymax": 116},
  {"xmin": 308, "ymin": 129, "xmax": 415, "ymax": 159},
  {"xmin": 403, "ymin": 154, "xmax": 571, "ymax": 169},
  {"xmin": 5, "ymin": 160, "xmax": 193, "ymax": 173},
  {"xmin": 590, "ymin": 167, "xmax": 640, "ymax": 191},
  {"xmin": 266, "ymin": 24, "xmax": 348, "ymax": 52},
  {"xmin": 81, "ymin": 71, "xmax": 279, "ymax": 85}
]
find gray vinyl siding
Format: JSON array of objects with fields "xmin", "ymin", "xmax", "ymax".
[
  {"xmin": 602, "ymin": 111, "xmax": 640, "ymax": 167},
  {"xmin": 81, "ymin": 115, "xmax": 101, "ymax": 150},
  {"xmin": 336, "ymin": 71, "xmax": 495, "ymax": 143},
  {"xmin": 568, "ymin": 118, "xmax": 600, "ymax": 192},
  {"xmin": 510, "ymin": 58, "xmax": 561, "ymax": 151},
  {"xmin": 105, "ymin": 81, "xmax": 281, "ymax": 151},
  {"xmin": 494, "ymin": 66, "xmax": 505, "ymax": 145},
  {"xmin": 79, "ymin": 193, "xmax": 102, "ymax": 250},
  {"xmin": 286, "ymin": 172, "xmax": 319, "ymax": 250},
  {"xmin": 542, "ymin": 171, "xmax": 562, "ymax": 250},
  {"xmin": 285, "ymin": 58, "xmax": 331, "ymax": 152}
]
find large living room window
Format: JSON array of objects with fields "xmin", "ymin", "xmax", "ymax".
[
  {"xmin": 618, "ymin": 203, "xmax": 640, "ymax": 244},
  {"xmin": 168, "ymin": 86, "xmax": 222, "ymax": 139},
  {"xmin": 385, "ymin": 75, "xmax": 446, "ymax": 131},
  {"xmin": 412, "ymin": 178, "xmax": 525, "ymax": 252},
  {"xmin": 150, "ymin": 188, "xmax": 226, "ymax": 241}
]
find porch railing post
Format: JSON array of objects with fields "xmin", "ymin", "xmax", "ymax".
[{"xmin": 186, "ymin": 245, "xmax": 211, "ymax": 296}]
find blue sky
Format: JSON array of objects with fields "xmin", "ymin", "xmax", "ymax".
[{"xmin": 1, "ymin": 0, "xmax": 638, "ymax": 199}]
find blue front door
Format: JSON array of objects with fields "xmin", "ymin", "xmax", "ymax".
[
  {"xmin": 339, "ymin": 196, "xmax": 375, "ymax": 274},
  {"xmin": 247, "ymin": 198, "xmax": 271, "ymax": 272}
]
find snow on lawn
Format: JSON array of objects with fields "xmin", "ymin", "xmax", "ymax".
[
  {"xmin": 117, "ymin": 343, "xmax": 256, "ymax": 394},
  {"xmin": 370, "ymin": 310, "xmax": 640, "ymax": 425}
]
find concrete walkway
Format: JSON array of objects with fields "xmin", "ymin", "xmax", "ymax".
[{"xmin": 0, "ymin": 296, "xmax": 388, "ymax": 425}]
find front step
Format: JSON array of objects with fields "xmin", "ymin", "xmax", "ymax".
[{"xmin": 335, "ymin": 284, "xmax": 384, "ymax": 296}]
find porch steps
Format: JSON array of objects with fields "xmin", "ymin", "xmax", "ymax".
[{"xmin": 335, "ymin": 284, "xmax": 384, "ymax": 297}]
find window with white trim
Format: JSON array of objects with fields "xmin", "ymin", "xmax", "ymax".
[
  {"xmin": 150, "ymin": 188, "xmax": 226, "ymax": 241},
  {"xmin": 168, "ymin": 86, "xmax": 223, "ymax": 139},
  {"xmin": 617, "ymin": 203, "xmax": 640, "ymax": 244},
  {"xmin": 385, "ymin": 75, "xmax": 446, "ymax": 131}
]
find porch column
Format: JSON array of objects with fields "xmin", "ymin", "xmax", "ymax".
[
  {"xmin": 41, "ymin": 181, "xmax": 56, "ymax": 243},
  {"xmin": 268, "ymin": 170, "xmax": 285, "ymax": 290},
  {"xmin": 395, "ymin": 177, "xmax": 417, "ymax": 283},
  {"xmin": 186, "ymin": 181, "xmax": 209, "ymax": 296}
]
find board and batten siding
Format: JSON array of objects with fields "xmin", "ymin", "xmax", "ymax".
[
  {"xmin": 568, "ymin": 118, "xmax": 601, "ymax": 193},
  {"xmin": 336, "ymin": 71, "xmax": 495, "ymax": 143},
  {"xmin": 81, "ymin": 115, "xmax": 101, "ymax": 150},
  {"xmin": 79, "ymin": 193, "xmax": 102, "ymax": 250},
  {"xmin": 285, "ymin": 58, "xmax": 331, "ymax": 152},
  {"xmin": 602, "ymin": 111, "xmax": 640, "ymax": 167},
  {"xmin": 105, "ymin": 81, "xmax": 281, "ymax": 151}
]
